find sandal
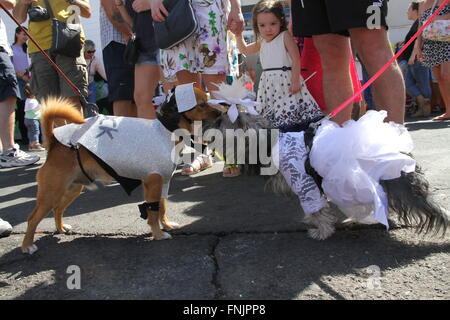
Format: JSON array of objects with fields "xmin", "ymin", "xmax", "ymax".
[
  {"xmin": 432, "ymin": 113, "xmax": 450, "ymax": 121},
  {"xmin": 223, "ymin": 164, "xmax": 241, "ymax": 178},
  {"xmin": 181, "ymin": 154, "xmax": 213, "ymax": 175}
]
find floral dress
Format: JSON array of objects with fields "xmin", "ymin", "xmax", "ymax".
[
  {"xmin": 160, "ymin": 0, "xmax": 238, "ymax": 79},
  {"xmin": 420, "ymin": 4, "xmax": 450, "ymax": 68},
  {"xmin": 257, "ymin": 31, "xmax": 323, "ymax": 129}
]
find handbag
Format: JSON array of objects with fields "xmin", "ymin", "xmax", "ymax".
[
  {"xmin": 27, "ymin": 4, "xmax": 50, "ymax": 22},
  {"xmin": 43, "ymin": 0, "xmax": 82, "ymax": 58},
  {"xmin": 123, "ymin": 35, "xmax": 139, "ymax": 65},
  {"xmin": 153, "ymin": 0, "xmax": 198, "ymax": 50},
  {"xmin": 422, "ymin": 0, "xmax": 450, "ymax": 42}
]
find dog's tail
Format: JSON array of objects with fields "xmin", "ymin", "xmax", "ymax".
[
  {"xmin": 41, "ymin": 97, "xmax": 85, "ymax": 150},
  {"xmin": 381, "ymin": 165, "xmax": 449, "ymax": 236}
]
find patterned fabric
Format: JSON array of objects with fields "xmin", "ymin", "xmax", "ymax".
[
  {"xmin": 257, "ymin": 32, "xmax": 323, "ymax": 129},
  {"xmin": 420, "ymin": 4, "xmax": 450, "ymax": 68},
  {"xmin": 277, "ymin": 132, "xmax": 327, "ymax": 216},
  {"xmin": 160, "ymin": 0, "xmax": 238, "ymax": 78},
  {"xmin": 100, "ymin": 5, "xmax": 126, "ymax": 50}
]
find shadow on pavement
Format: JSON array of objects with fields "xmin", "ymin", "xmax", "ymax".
[{"xmin": 0, "ymin": 230, "xmax": 448, "ymax": 299}]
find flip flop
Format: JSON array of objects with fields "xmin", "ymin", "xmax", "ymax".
[{"xmin": 432, "ymin": 114, "xmax": 450, "ymax": 121}]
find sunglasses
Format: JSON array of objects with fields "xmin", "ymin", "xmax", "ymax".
[{"xmin": 87, "ymin": 50, "xmax": 96, "ymax": 54}]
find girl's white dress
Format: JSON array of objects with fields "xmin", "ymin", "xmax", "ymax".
[{"xmin": 257, "ymin": 31, "xmax": 323, "ymax": 129}]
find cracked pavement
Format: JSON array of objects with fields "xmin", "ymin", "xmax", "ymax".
[{"xmin": 0, "ymin": 118, "xmax": 449, "ymax": 300}]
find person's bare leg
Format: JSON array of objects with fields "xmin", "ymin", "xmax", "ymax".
[
  {"xmin": 134, "ymin": 65, "xmax": 161, "ymax": 119},
  {"xmin": 433, "ymin": 62, "xmax": 450, "ymax": 120},
  {"xmin": 0, "ymin": 96, "xmax": 16, "ymax": 151},
  {"xmin": 313, "ymin": 34, "xmax": 354, "ymax": 126},
  {"xmin": 113, "ymin": 100, "xmax": 136, "ymax": 117},
  {"xmin": 176, "ymin": 70, "xmax": 201, "ymax": 88},
  {"xmin": 202, "ymin": 74, "xmax": 227, "ymax": 98},
  {"xmin": 350, "ymin": 28, "xmax": 405, "ymax": 124}
]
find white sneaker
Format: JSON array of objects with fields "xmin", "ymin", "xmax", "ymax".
[
  {"xmin": 0, "ymin": 147, "xmax": 40, "ymax": 168},
  {"xmin": 0, "ymin": 218, "xmax": 12, "ymax": 238}
]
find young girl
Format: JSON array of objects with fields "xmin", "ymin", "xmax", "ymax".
[
  {"xmin": 232, "ymin": 0, "xmax": 323, "ymax": 130},
  {"xmin": 23, "ymin": 84, "xmax": 44, "ymax": 151}
]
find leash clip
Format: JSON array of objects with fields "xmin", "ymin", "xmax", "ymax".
[{"xmin": 309, "ymin": 114, "xmax": 331, "ymax": 133}]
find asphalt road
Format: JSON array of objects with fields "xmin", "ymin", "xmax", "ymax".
[{"xmin": 0, "ymin": 117, "xmax": 449, "ymax": 300}]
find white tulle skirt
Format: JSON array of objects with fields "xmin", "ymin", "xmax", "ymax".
[{"xmin": 309, "ymin": 110, "xmax": 416, "ymax": 227}]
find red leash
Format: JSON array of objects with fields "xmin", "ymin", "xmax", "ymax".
[
  {"xmin": 328, "ymin": 0, "xmax": 449, "ymax": 119},
  {"xmin": 0, "ymin": 3, "xmax": 87, "ymax": 105}
]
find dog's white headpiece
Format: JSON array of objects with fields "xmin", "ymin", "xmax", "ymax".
[
  {"xmin": 174, "ymin": 83, "xmax": 197, "ymax": 113},
  {"xmin": 208, "ymin": 79, "xmax": 260, "ymax": 123}
]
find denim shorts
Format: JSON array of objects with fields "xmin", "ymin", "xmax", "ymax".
[
  {"xmin": 0, "ymin": 50, "xmax": 20, "ymax": 102},
  {"xmin": 135, "ymin": 50, "xmax": 160, "ymax": 67}
]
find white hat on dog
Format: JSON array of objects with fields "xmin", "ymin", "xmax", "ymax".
[{"xmin": 175, "ymin": 83, "xmax": 197, "ymax": 113}]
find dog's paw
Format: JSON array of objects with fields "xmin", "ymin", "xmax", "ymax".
[
  {"xmin": 57, "ymin": 224, "xmax": 73, "ymax": 234},
  {"xmin": 62, "ymin": 224, "xmax": 73, "ymax": 233},
  {"xmin": 22, "ymin": 244, "xmax": 38, "ymax": 255},
  {"xmin": 151, "ymin": 232, "xmax": 172, "ymax": 240},
  {"xmin": 307, "ymin": 228, "xmax": 334, "ymax": 241},
  {"xmin": 162, "ymin": 222, "xmax": 180, "ymax": 230}
]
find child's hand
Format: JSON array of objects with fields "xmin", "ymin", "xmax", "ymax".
[
  {"xmin": 289, "ymin": 78, "xmax": 303, "ymax": 94},
  {"xmin": 230, "ymin": 21, "xmax": 242, "ymax": 36}
]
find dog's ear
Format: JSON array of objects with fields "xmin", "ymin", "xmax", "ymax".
[
  {"xmin": 193, "ymin": 87, "xmax": 208, "ymax": 106},
  {"xmin": 159, "ymin": 89, "xmax": 178, "ymax": 116}
]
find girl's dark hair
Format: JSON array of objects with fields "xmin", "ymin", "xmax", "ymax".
[
  {"xmin": 13, "ymin": 26, "xmax": 28, "ymax": 54},
  {"xmin": 23, "ymin": 83, "xmax": 34, "ymax": 99},
  {"xmin": 252, "ymin": 0, "xmax": 287, "ymax": 39}
]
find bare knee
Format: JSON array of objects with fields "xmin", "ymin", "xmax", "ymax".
[{"xmin": 313, "ymin": 35, "xmax": 351, "ymax": 68}]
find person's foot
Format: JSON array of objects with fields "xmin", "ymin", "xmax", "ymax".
[
  {"xmin": 223, "ymin": 164, "xmax": 241, "ymax": 178},
  {"xmin": 28, "ymin": 143, "xmax": 45, "ymax": 151},
  {"xmin": 0, "ymin": 218, "xmax": 12, "ymax": 238},
  {"xmin": 181, "ymin": 154, "xmax": 213, "ymax": 175},
  {"xmin": 0, "ymin": 147, "xmax": 40, "ymax": 168},
  {"xmin": 432, "ymin": 113, "xmax": 450, "ymax": 121},
  {"xmin": 411, "ymin": 96, "xmax": 431, "ymax": 117}
]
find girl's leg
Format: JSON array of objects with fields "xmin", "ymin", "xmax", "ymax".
[
  {"xmin": 134, "ymin": 65, "xmax": 161, "ymax": 119},
  {"xmin": 25, "ymin": 118, "xmax": 40, "ymax": 150},
  {"xmin": 433, "ymin": 61, "xmax": 450, "ymax": 120}
]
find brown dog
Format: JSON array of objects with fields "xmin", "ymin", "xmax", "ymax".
[{"xmin": 22, "ymin": 90, "xmax": 219, "ymax": 254}]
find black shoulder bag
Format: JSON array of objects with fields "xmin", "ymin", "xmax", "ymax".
[
  {"xmin": 43, "ymin": 0, "xmax": 82, "ymax": 58},
  {"xmin": 153, "ymin": 0, "xmax": 198, "ymax": 50}
]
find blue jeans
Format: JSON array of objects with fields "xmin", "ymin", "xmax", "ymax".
[
  {"xmin": 87, "ymin": 81, "xmax": 97, "ymax": 104},
  {"xmin": 24, "ymin": 118, "xmax": 40, "ymax": 143},
  {"xmin": 403, "ymin": 61, "xmax": 432, "ymax": 99}
]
